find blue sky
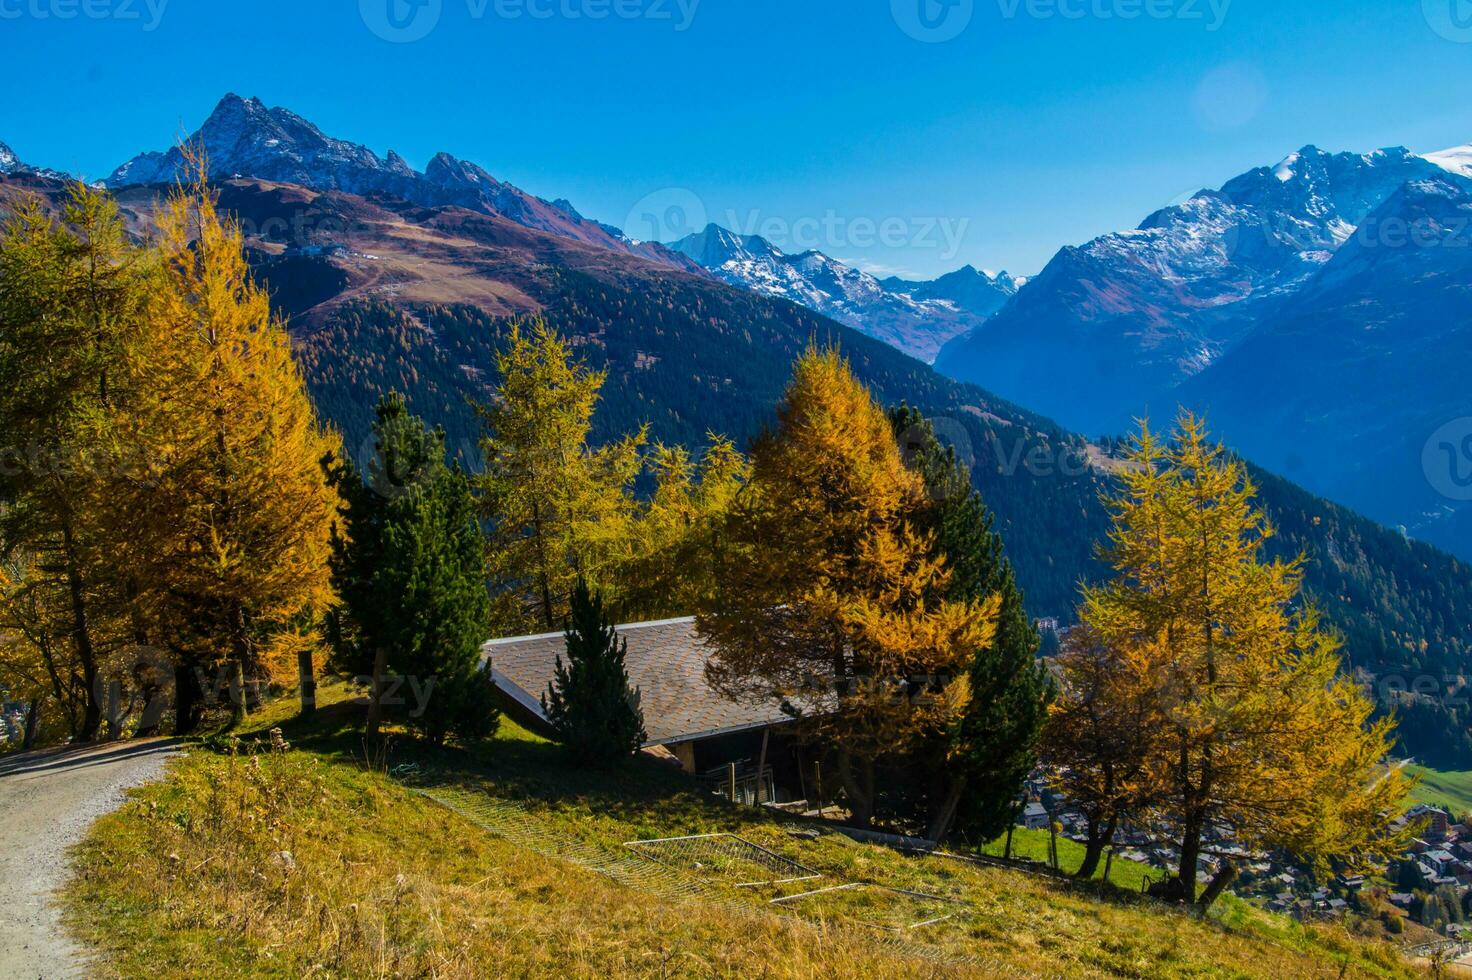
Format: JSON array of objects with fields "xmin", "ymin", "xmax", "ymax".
[{"xmin": 4, "ymin": 0, "xmax": 1472, "ymax": 277}]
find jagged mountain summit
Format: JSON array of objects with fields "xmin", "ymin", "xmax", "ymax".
[
  {"xmin": 935, "ymin": 144, "xmax": 1452, "ymax": 433},
  {"xmin": 1176, "ymin": 169, "xmax": 1472, "ymax": 558},
  {"xmin": 0, "ymin": 141, "xmax": 23, "ymax": 175},
  {"xmin": 668, "ymin": 223, "xmax": 1001, "ymax": 362},
  {"xmin": 881, "ymin": 265, "xmax": 1023, "ymax": 318},
  {"xmin": 106, "ymin": 93, "xmax": 697, "ymax": 272},
  {"xmin": 0, "ymin": 140, "xmax": 67, "ymax": 181}
]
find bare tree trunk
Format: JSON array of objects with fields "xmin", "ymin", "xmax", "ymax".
[
  {"xmin": 38, "ymin": 637, "xmax": 77, "ymax": 738},
  {"xmin": 838, "ymin": 751, "xmax": 874, "ymax": 828},
  {"xmin": 60, "ymin": 524, "xmax": 102, "ymax": 742},
  {"xmin": 21, "ymin": 699, "xmax": 41, "ymax": 750},
  {"xmin": 227, "ymin": 658, "xmax": 248, "ymax": 727},
  {"xmin": 1175, "ymin": 809, "xmax": 1204, "ymax": 902},
  {"xmin": 1076, "ymin": 837, "xmax": 1103, "ymax": 879},
  {"xmin": 927, "ymin": 775, "xmax": 967, "ymax": 844},
  {"xmin": 298, "ymin": 648, "xmax": 317, "ymax": 717},
  {"xmin": 365, "ymin": 646, "xmax": 390, "ymax": 739},
  {"xmin": 174, "ymin": 658, "xmax": 203, "ymax": 735},
  {"xmin": 1197, "ymin": 859, "xmax": 1239, "ymax": 910},
  {"xmin": 1075, "ymin": 814, "xmax": 1116, "ymax": 880}
]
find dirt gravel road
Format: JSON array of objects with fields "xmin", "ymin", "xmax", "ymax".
[{"xmin": 0, "ymin": 739, "xmax": 181, "ymax": 979}]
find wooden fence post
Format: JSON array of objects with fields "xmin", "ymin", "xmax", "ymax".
[{"xmin": 755, "ymin": 729, "xmax": 770, "ymax": 805}]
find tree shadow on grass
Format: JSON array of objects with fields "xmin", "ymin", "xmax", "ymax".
[
  {"xmin": 221, "ymin": 689, "xmax": 749, "ymax": 839},
  {"xmin": 406, "ymin": 733, "xmax": 760, "ymax": 839}
]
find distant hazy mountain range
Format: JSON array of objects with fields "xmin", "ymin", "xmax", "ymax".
[
  {"xmin": 934, "ymin": 142, "xmax": 1472, "ymax": 559},
  {"xmin": 667, "ymin": 223, "xmax": 1021, "ymax": 361}
]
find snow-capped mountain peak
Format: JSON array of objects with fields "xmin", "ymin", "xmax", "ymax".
[
  {"xmin": 105, "ymin": 93, "xmax": 417, "ymax": 192},
  {"xmin": 934, "ymin": 138, "xmax": 1452, "ymax": 435},
  {"xmin": 0, "ymin": 140, "xmax": 68, "ymax": 181},
  {"xmin": 669, "ymin": 223, "xmax": 1007, "ymax": 362},
  {"xmin": 1272, "ymin": 149, "xmax": 1303, "ymax": 182},
  {"xmin": 672, "ymin": 223, "xmax": 784, "ymax": 267},
  {"xmin": 1424, "ymin": 143, "xmax": 1472, "ymax": 178}
]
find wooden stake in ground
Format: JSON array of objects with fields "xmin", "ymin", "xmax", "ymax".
[{"xmin": 755, "ymin": 729, "xmax": 770, "ymax": 805}]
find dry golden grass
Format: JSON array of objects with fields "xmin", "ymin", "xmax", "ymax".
[{"xmin": 63, "ymin": 685, "xmax": 1423, "ymax": 979}]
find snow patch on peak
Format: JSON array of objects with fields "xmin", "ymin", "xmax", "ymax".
[
  {"xmin": 1424, "ymin": 144, "xmax": 1472, "ymax": 179},
  {"xmin": 1273, "ymin": 151, "xmax": 1300, "ymax": 182}
]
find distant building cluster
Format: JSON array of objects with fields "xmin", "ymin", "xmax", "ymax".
[{"xmin": 1017, "ymin": 774, "xmax": 1472, "ymax": 934}]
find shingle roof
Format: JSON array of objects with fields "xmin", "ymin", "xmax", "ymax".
[{"xmin": 483, "ymin": 617, "xmax": 790, "ymax": 746}]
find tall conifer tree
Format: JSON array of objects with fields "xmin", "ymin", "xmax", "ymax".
[
  {"xmin": 0, "ymin": 186, "xmax": 156, "ymax": 740},
  {"xmin": 543, "ymin": 580, "xmax": 645, "ymax": 766},
  {"xmin": 890, "ymin": 406, "xmax": 1053, "ymax": 843},
  {"xmin": 327, "ymin": 393, "xmax": 497, "ymax": 744}
]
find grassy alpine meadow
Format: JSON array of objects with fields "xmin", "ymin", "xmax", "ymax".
[
  {"xmin": 973, "ymin": 827, "xmax": 1158, "ymax": 895},
  {"xmin": 62, "ymin": 682, "xmax": 1420, "ymax": 979},
  {"xmin": 1403, "ymin": 764, "xmax": 1472, "ymax": 817}
]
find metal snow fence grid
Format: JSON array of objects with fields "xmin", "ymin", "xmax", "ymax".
[
  {"xmin": 412, "ymin": 786, "xmax": 988, "ymax": 968},
  {"xmin": 769, "ymin": 881, "xmax": 971, "ymax": 932},
  {"xmin": 623, "ymin": 832, "xmax": 822, "ymax": 888}
]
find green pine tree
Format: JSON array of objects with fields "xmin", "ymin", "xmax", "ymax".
[
  {"xmin": 325, "ymin": 393, "xmax": 498, "ymax": 744},
  {"xmin": 543, "ymin": 580, "xmax": 646, "ymax": 767},
  {"xmin": 891, "ymin": 405, "xmax": 1054, "ymax": 843}
]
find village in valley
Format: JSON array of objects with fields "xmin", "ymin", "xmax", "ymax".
[{"xmin": 1022, "ymin": 774, "xmax": 1472, "ymax": 937}]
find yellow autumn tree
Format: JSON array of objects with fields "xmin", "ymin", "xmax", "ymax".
[
  {"xmin": 1083, "ymin": 413, "xmax": 1413, "ymax": 906},
  {"xmin": 128, "ymin": 154, "xmax": 339, "ymax": 729},
  {"xmin": 615, "ymin": 437, "xmax": 748, "ymax": 622},
  {"xmin": 0, "ymin": 185, "xmax": 158, "ymax": 742},
  {"xmin": 0, "ymin": 554, "xmax": 83, "ymax": 746},
  {"xmin": 698, "ymin": 347, "xmax": 996, "ymax": 827},
  {"xmin": 475, "ymin": 319, "xmax": 643, "ymax": 634}
]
